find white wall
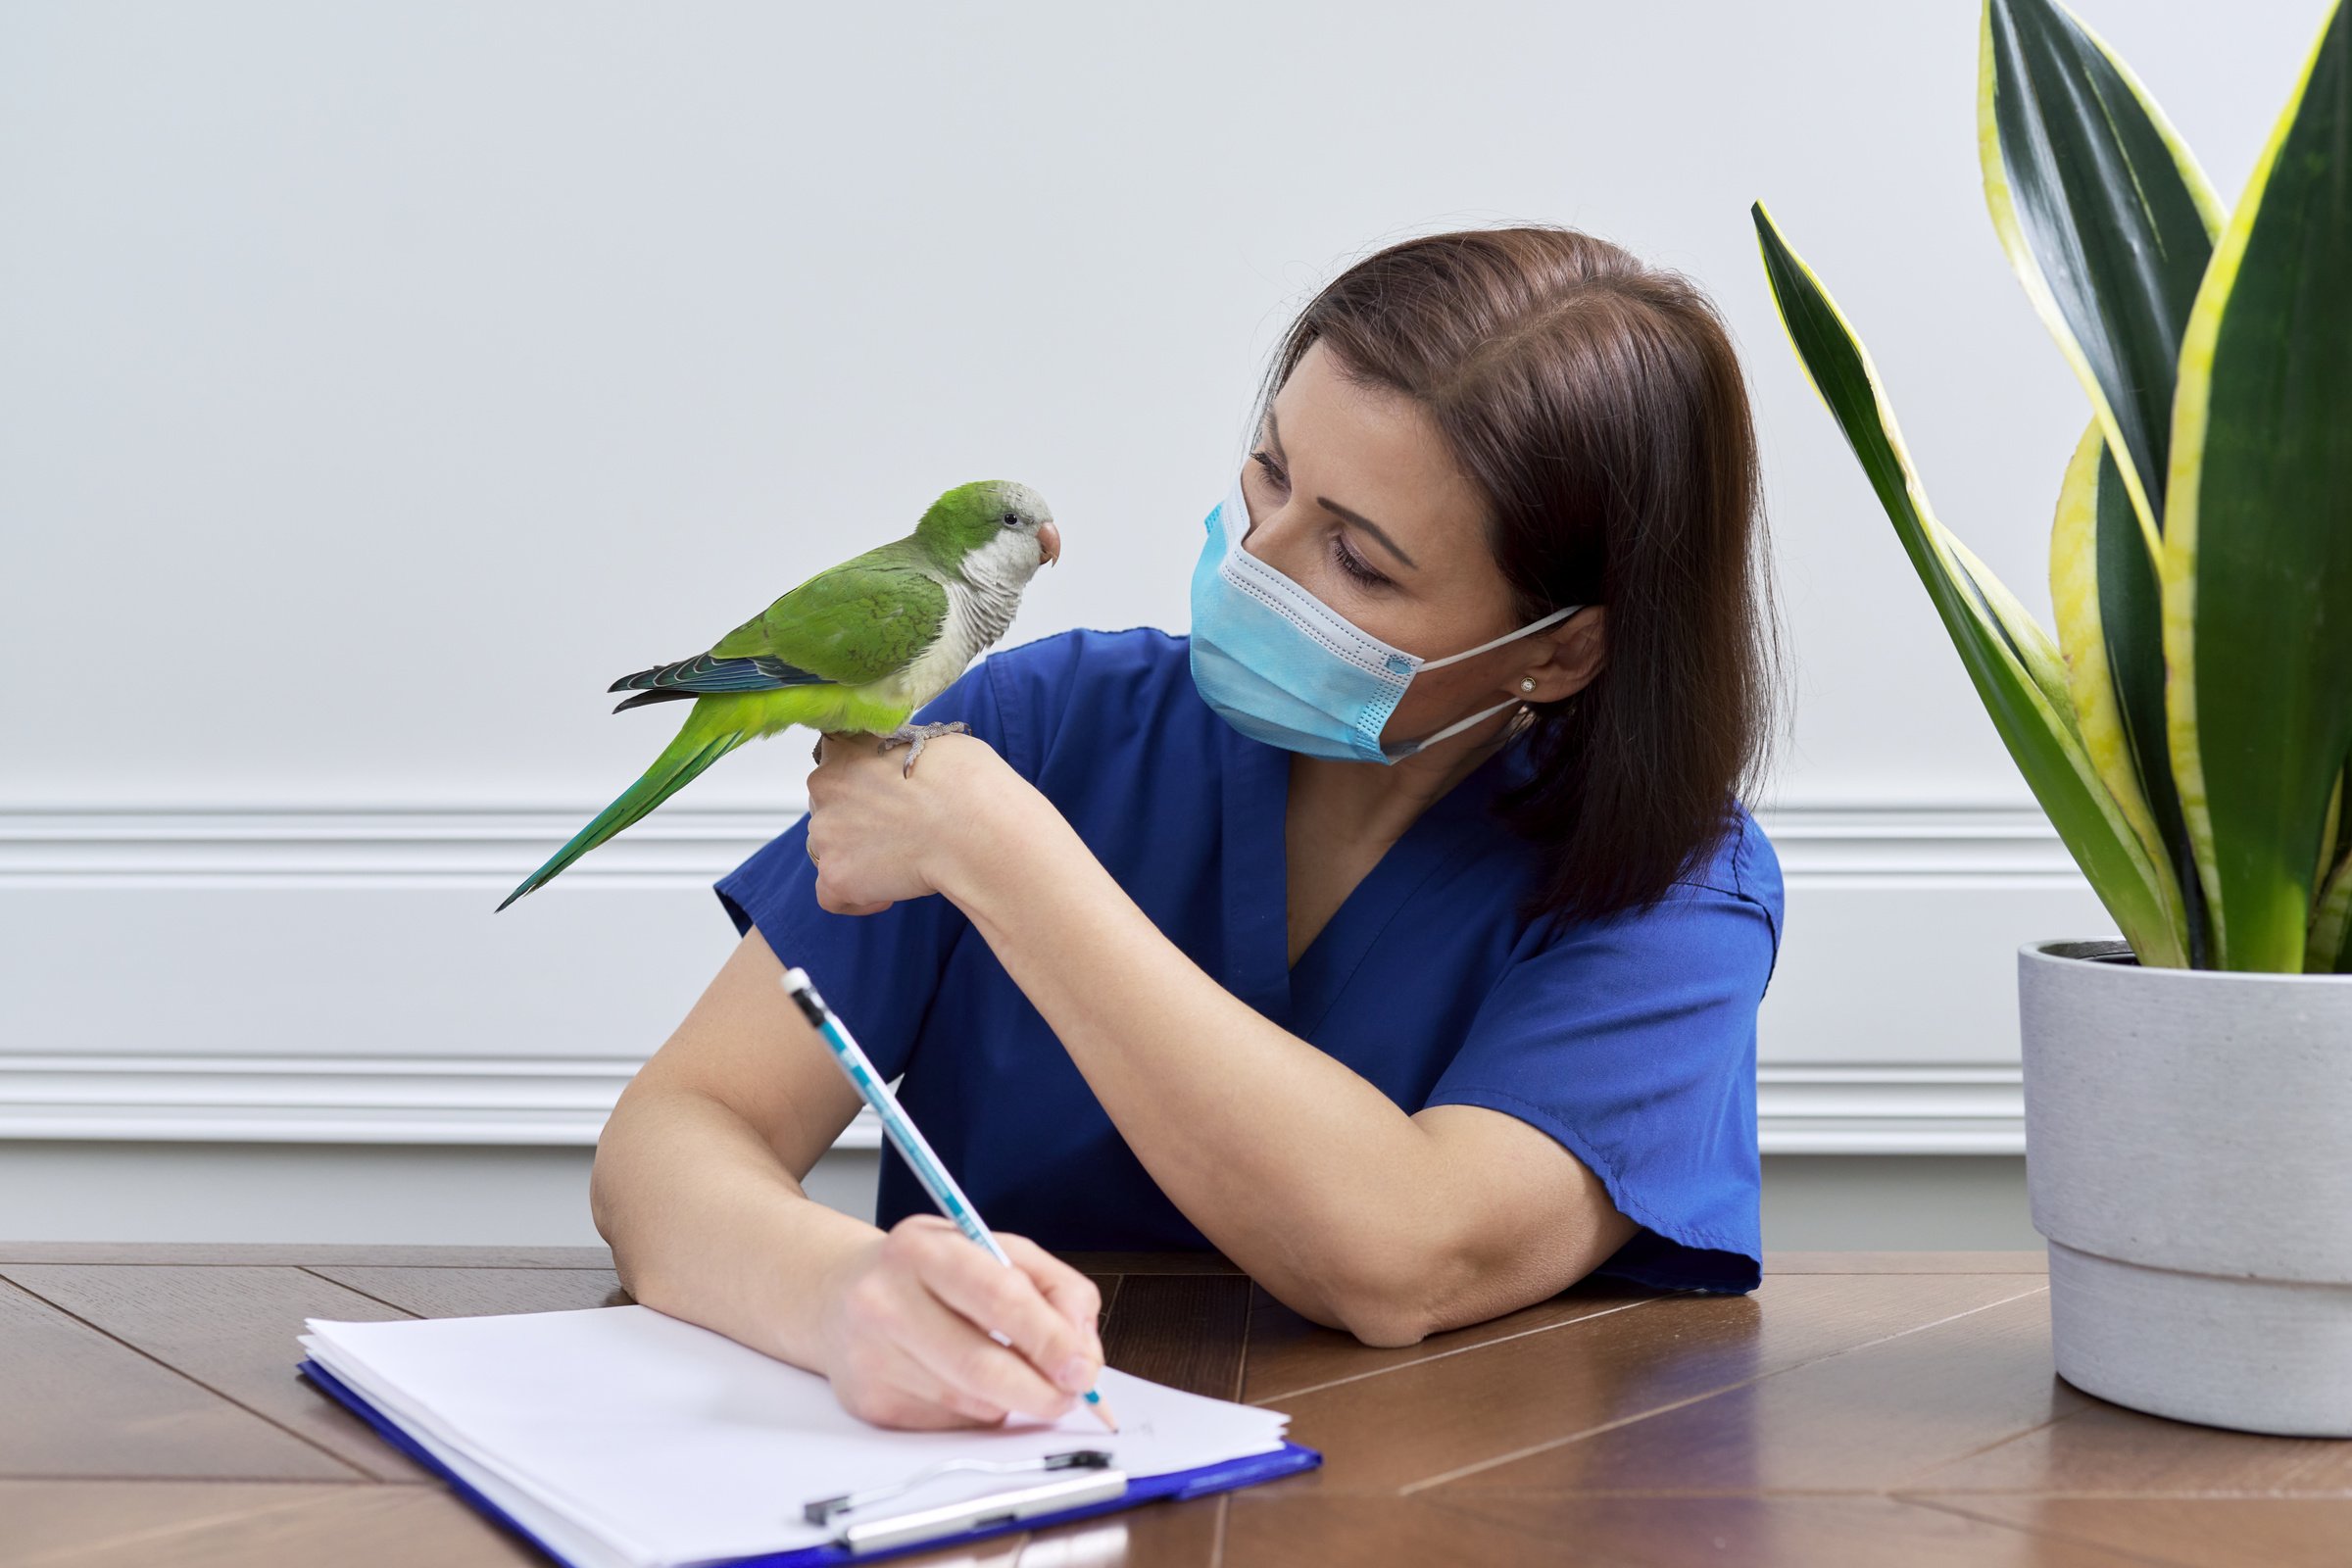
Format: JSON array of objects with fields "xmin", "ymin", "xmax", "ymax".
[{"xmin": 1, "ymin": 0, "xmax": 2327, "ymax": 1244}]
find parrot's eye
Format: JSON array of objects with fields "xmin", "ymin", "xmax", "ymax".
[{"xmin": 1001, "ymin": 512, "xmax": 1020, "ymax": 527}]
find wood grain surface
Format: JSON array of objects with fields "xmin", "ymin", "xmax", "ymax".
[{"xmin": 2, "ymin": 1244, "xmax": 2343, "ymax": 1567}]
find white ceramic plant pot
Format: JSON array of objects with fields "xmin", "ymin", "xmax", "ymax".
[{"xmin": 2017, "ymin": 938, "xmax": 2352, "ymax": 1437}]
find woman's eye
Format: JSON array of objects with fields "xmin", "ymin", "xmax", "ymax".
[
  {"xmin": 1329, "ymin": 532, "xmax": 1388, "ymax": 587},
  {"xmin": 1248, "ymin": 448, "xmax": 1381, "ymax": 586}
]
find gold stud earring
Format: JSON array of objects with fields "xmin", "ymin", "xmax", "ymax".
[{"xmin": 1519, "ymin": 677, "xmax": 1538, "ymax": 694}]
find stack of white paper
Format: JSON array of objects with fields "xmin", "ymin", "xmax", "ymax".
[{"xmin": 299, "ymin": 1303, "xmax": 1294, "ymax": 1568}]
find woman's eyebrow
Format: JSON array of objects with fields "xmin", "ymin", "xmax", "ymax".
[
  {"xmin": 1263, "ymin": 410, "xmax": 1421, "ymax": 571},
  {"xmin": 1319, "ymin": 500, "xmax": 1419, "ymax": 569}
]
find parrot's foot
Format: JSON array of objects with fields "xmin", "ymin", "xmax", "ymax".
[{"xmin": 874, "ymin": 720, "xmax": 971, "ymax": 778}]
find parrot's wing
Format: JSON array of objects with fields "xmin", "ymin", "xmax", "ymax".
[
  {"xmin": 707, "ymin": 547, "xmax": 950, "ymax": 687},
  {"xmin": 609, "ymin": 546, "xmax": 951, "ymax": 699},
  {"xmin": 606, "ymin": 650, "xmax": 825, "ymax": 699}
]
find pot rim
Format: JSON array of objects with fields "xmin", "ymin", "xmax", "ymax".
[{"xmin": 2021, "ymin": 936, "xmax": 2352, "ymax": 985}]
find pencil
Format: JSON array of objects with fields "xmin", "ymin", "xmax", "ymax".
[{"xmin": 781, "ymin": 966, "xmax": 1119, "ymax": 1434}]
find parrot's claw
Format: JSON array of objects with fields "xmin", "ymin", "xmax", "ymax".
[{"xmin": 874, "ymin": 720, "xmax": 971, "ymax": 778}]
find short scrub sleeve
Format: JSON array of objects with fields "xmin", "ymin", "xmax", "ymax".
[
  {"xmin": 1424, "ymin": 817, "xmax": 1783, "ymax": 1294},
  {"xmin": 710, "ymin": 660, "xmax": 1009, "ymax": 1084}
]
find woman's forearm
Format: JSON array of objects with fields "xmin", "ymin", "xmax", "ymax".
[
  {"xmin": 590, "ymin": 1080, "xmax": 880, "ymax": 1371},
  {"xmin": 936, "ymin": 795, "xmax": 1464, "ymax": 1339}
]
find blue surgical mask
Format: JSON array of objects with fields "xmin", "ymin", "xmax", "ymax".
[{"xmin": 1188, "ymin": 469, "xmax": 1584, "ymax": 763}]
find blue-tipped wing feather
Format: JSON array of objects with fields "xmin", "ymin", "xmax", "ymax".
[{"xmin": 609, "ymin": 651, "xmax": 829, "ymax": 696}]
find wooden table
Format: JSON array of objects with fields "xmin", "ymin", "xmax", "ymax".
[{"xmin": 4, "ymin": 1245, "xmax": 2346, "ymax": 1567}]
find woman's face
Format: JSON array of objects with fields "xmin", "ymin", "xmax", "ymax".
[{"xmin": 1235, "ymin": 338, "xmax": 1598, "ymax": 752}]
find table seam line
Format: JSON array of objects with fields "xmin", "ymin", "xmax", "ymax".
[
  {"xmin": 1247, "ymin": 1293, "xmax": 1672, "ymax": 1405},
  {"xmin": 0, "ymin": 1257, "xmax": 619, "ymax": 1269},
  {"xmin": 1889, "ymin": 1492, "xmax": 2211, "ymax": 1568},
  {"xmin": 1768, "ymin": 1259, "xmax": 2041, "ymax": 1278},
  {"xmin": 1097, "ymin": 1273, "xmax": 1124, "ymax": 1343},
  {"xmin": 1877, "ymin": 1405, "xmax": 2086, "ymax": 1493},
  {"xmin": 1891, "ymin": 1487, "xmax": 2352, "ymax": 1498},
  {"xmin": 1413, "ymin": 1493, "xmax": 1693, "ymax": 1568},
  {"xmin": 1209, "ymin": 1286, "xmax": 1253, "ymax": 1568},
  {"xmin": 0, "ymin": 1268, "xmax": 378, "ymax": 1483},
  {"xmin": 1233, "ymin": 1284, "xmax": 1253, "ymax": 1403},
  {"xmin": 0, "ymin": 1473, "xmax": 389, "ymax": 1487},
  {"xmin": 292, "ymin": 1264, "xmax": 432, "ymax": 1319},
  {"xmin": 1392, "ymin": 1281, "xmax": 2053, "ymax": 1494}
]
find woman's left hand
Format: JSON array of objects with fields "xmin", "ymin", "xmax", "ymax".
[{"xmin": 803, "ymin": 728, "xmax": 1026, "ymax": 915}]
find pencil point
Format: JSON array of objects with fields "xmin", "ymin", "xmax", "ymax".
[{"xmin": 1091, "ymin": 1394, "xmax": 1119, "ymax": 1433}]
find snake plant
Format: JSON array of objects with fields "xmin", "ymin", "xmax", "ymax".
[{"xmin": 1753, "ymin": 0, "xmax": 2352, "ymax": 972}]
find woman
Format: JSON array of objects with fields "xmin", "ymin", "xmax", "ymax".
[{"xmin": 591, "ymin": 225, "xmax": 1784, "ymax": 1433}]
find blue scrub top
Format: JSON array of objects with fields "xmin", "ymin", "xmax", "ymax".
[{"xmin": 715, "ymin": 626, "xmax": 1783, "ymax": 1295}]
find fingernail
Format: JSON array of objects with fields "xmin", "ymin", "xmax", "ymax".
[{"xmin": 1056, "ymin": 1354, "xmax": 1095, "ymax": 1393}]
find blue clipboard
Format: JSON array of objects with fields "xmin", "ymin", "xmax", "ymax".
[{"xmin": 298, "ymin": 1356, "xmax": 1321, "ymax": 1566}]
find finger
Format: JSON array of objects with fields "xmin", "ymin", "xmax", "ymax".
[
  {"xmin": 896, "ymin": 1282, "xmax": 1076, "ymax": 1421},
  {"xmin": 997, "ymin": 1233, "xmax": 1106, "ymax": 1348},
  {"xmin": 891, "ymin": 1341, "xmax": 1013, "ymax": 1427},
  {"xmin": 812, "ymin": 882, "xmax": 891, "ymax": 918},
  {"xmin": 898, "ymin": 1278, "xmax": 1082, "ymax": 1429},
  {"xmin": 915, "ymin": 1231, "xmax": 1100, "ymax": 1399},
  {"xmin": 808, "ymin": 856, "xmax": 893, "ymax": 915},
  {"xmin": 863, "ymin": 1337, "xmax": 1010, "ymax": 1430},
  {"xmin": 891, "ymin": 1256, "xmax": 1081, "ymax": 1419}
]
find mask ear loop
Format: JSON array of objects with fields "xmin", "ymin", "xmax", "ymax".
[
  {"xmin": 1413, "ymin": 602, "xmax": 1584, "ymax": 670},
  {"xmin": 1384, "ymin": 603, "xmax": 1589, "ymax": 758},
  {"xmin": 1391, "ymin": 694, "xmax": 1529, "ymax": 757}
]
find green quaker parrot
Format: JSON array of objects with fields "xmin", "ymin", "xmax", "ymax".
[{"xmin": 496, "ymin": 480, "xmax": 1060, "ymax": 911}]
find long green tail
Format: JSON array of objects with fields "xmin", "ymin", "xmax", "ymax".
[{"xmin": 498, "ymin": 704, "xmax": 752, "ymax": 911}]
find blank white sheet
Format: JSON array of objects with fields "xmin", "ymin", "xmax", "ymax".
[{"xmin": 301, "ymin": 1303, "xmax": 1292, "ymax": 1568}]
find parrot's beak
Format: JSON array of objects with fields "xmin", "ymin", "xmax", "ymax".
[{"xmin": 1037, "ymin": 519, "xmax": 1062, "ymax": 566}]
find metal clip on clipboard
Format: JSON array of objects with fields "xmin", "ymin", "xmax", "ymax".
[{"xmin": 802, "ymin": 1448, "xmax": 1126, "ymax": 1553}]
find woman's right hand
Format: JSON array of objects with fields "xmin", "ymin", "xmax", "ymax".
[{"xmin": 812, "ymin": 1214, "xmax": 1107, "ymax": 1430}]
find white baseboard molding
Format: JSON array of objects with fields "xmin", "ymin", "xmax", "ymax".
[
  {"xmin": 0, "ymin": 804, "xmax": 797, "ymax": 883},
  {"xmin": 0, "ymin": 802, "xmax": 2094, "ymax": 1157},
  {"xmin": 0, "ymin": 800, "xmax": 2080, "ymax": 881},
  {"xmin": 0, "ymin": 1052, "xmax": 886, "ymax": 1149},
  {"xmin": 0, "ymin": 1052, "xmax": 2019, "ymax": 1153}
]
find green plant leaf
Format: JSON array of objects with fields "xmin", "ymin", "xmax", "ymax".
[
  {"xmin": 2331, "ymin": 764, "xmax": 2352, "ymax": 874},
  {"xmin": 2049, "ymin": 419, "xmax": 2211, "ymax": 963},
  {"xmin": 1751, "ymin": 200, "xmax": 2186, "ymax": 967},
  {"xmin": 2163, "ymin": 0, "xmax": 2352, "ymax": 972},
  {"xmin": 1946, "ymin": 531, "xmax": 2079, "ymax": 738},
  {"xmin": 1979, "ymin": 0, "xmax": 2224, "ymax": 561},
  {"xmin": 2319, "ymin": 768, "xmax": 2344, "ymax": 906},
  {"xmin": 2309, "ymin": 837, "xmax": 2352, "ymax": 973},
  {"xmin": 2313, "ymin": 767, "xmax": 2350, "ymax": 971}
]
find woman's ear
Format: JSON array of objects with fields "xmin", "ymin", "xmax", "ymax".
[{"xmin": 1517, "ymin": 607, "xmax": 1606, "ymax": 703}]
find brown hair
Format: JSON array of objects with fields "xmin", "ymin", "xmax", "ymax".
[{"xmin": 1252, "ymin": 224, "xmax": 1784, "ymax": 930}]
